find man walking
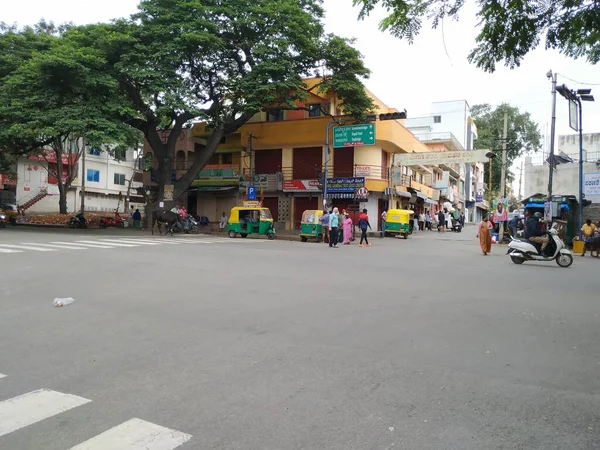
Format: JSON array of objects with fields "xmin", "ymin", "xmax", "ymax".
[
  {"xmin": 380, "ymin": 209, "xmax": 387, "ymax": 238},
  {"xmin": 329, "ymin": 207, "xmax": 340, "ymax": 248},
  {"xmin": 508, "ymin": 212, "xmax": 520, "ymax": 238},
  {"xmin": 418, "ymin": 211, "xmax": 425, "ymax": 231},
  {"xmin": 320, "ymin": 210, "xmax": 330, "ymax": 243},
  {"xmin": 437, "ymin": 209, "xmax": 445, "ymax": 232},
  {"xmin": 425, "ymin": 212, "xmax": 432, "ymax": 231},
  {"xmin": 358, "ymin": 208, "xmax": 372, "ymax": 247}
]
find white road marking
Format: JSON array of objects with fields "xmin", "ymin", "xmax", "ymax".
[
  {"xmin": 0, "ymin": 248, "xmax": 23, "ymax": 253},
  {"xmin": 21, "ymin": 242, "xmax": 88, "ymax": 250},
  {"xmin": 0, "ymin": 373, "xmax": 5, "ymax": 379},
  {"xmin": 0, "ymin": 244, "xmax": 55, "ymax": 252},
  {"xmin": 0, "ymin": 389, "xmax": 91, "ymax": 438},
  {"xmin": 69, "ymin": 418, "xmax": 192, "ymax": 450},
  {"xmin": 52, "ymin": 241, "xmax": 117, "ymax": 249},
  {"xmin": 104, "ymin": 239, "xmax": 161, "ymax": 246},
  {"xmin": 78, "ymin": 240, "xmax": 138, "ymax": 248},
  {"xmin": 143, "ymin": 239, "xmax": 183, "ymax": 244}
]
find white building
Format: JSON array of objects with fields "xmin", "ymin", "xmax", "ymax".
[{"xmin": 16, "ymin": 146, "xmax": 144, "ymax": 214}]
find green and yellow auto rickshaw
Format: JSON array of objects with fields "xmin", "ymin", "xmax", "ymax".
[
  {"xmin": 299, "ymin": 210, "xmax": 323, "ymax": 242},
  {"xmin": 227, "ymin": 206, "xmax": 275, "ymax": 240},
  {"xmin": 385, "ymin": 209, "xmax": 413, "ymax": 239}
]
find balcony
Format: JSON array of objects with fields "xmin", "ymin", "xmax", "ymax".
[
  {"xmin": 243, "ymin": 164, "xmax": 389, "ymax": 181},
  {"xmin": 413, "ymin": 131, "xmax": 465, "ymax": 152}
]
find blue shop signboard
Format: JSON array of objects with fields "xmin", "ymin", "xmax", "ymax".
[{"xmin": 326, "ymin": 177, "xmax": 365, "ymax": 193}]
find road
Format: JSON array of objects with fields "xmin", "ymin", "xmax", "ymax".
[{"xmin": 0, "ymin": 226, "xmax": 599, "ymax": 449}]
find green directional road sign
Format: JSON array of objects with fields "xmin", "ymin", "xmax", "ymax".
[{"xmin": 333, "ymin": 124, "xmax": 375, "ymax": 147}]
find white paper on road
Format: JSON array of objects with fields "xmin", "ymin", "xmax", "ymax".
[
  {"xmin": 69, "ymin": 418, "xmax": 192, "ymax": 450},
  {"xmin": 0, "ymin": 244, "xmax": 55, "ymax": 252},
  {"xmin": 0, "ymin": 389, "xmax": 91, "ymax": 438},
  {"xmin": 0, "ymin": 248, "xmax": 22, "ymax": 253}
]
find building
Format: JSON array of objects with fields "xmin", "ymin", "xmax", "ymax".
[
  {"xmin": 16, "ymin": 145, "xmax": 143, "ymax": 214},
  {"xmin": 148, "ymin": 79, "xmax": 436, "ymax": 231},
  {"xmin": 524, "ymin": 133, "xmax": 600, "ymax": 220}
]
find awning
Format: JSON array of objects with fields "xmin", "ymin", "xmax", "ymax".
[
  {"xmin": 395, "ymin": 190, "xmax": 411, "ymax": 198},
  {"xmin": 188, "ymin": 186, "xmax": 238, "ymax": 192},
  {"xmin": 416, "ymin": 192, "xmax": 428, "ymax": 201},
  {"xmin": 425, "ymin": 199, "xmax": 437, "ymax": 205}
]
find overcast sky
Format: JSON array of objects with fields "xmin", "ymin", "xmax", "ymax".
[{"xmin": 4, "ymin": 0, "xmax": 600, "ymax": 154}]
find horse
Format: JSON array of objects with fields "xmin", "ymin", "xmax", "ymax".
[{"xmin": 151, "ymin": 210, "xmax": 180, "ymax": 236}]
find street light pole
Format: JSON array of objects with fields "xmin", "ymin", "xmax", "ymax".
[
  {"xmin": 578, "ymin": 99, "xmax": 584, "ymax": 239},
  {"xmin": 547, "ymin": 71, "xmax": 558, "ymax": 209},
  {"xmin": 323, "ymin": 121, "xmax": 336, "ymax": 209},
  {"xmin": 499, "ymin": 113, "xmax": 508, "ymax": 243}
]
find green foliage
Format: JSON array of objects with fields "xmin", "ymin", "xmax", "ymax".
[
  {"xmin": 354, "ymin": 0, "xmax": 600, "ymax": 72},
  {"xmin": 473, "ymin": 103, "xmax": 541, "ymax": 189}
]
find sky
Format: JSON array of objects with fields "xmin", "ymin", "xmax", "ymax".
[{"xmin": 4, "ymin": 0, "xmax": 600, "ymax": 156}]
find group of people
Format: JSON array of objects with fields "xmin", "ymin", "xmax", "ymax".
[{"xmin": 320, "ymin": 208, "xmax": 373, "ymax": 248}]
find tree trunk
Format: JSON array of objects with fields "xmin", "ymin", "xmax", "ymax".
[
  {"xmin": 57, "ymin": 182, "xmax": 67, "ymax": 214},
  {"xmin": 54, "ymin": 149, "xmax": 68, "ymax": 214}
]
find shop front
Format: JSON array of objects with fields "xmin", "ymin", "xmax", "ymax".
[
  {"xmin": 282, "ymin": 179, "xmax": 321, "ymax": 228},
  {"xmin": 190, "ymin": 165, "xmax": 240, "ymax": 221}
]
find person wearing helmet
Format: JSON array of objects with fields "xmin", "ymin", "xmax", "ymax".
[{"xmin": 525, "ymin": 212, "xmax": 548, "ymax": 253}]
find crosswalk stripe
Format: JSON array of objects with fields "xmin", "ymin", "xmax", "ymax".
[
  {"xmin": 0, "ymin": 248, "xmax": 23, "ymax": 253},
  {"xmin": 104, "ymin": 239, "xmax": 161, "ymax": 246},
  {"xmin": 0, "ymin": 244, "xmax": 55, "ymax": 252},
  {"xmin": 0, "ymin": 389, "xmax": 91, "ymax": 438},
  {"xmin": 78, "ymin": 240, "xmax": 138, "ymax": 248},
  {"xmin": 21, "ymin": 243, "xmax": 88, "ymax": 250},
  {"xmin": 143, "ymin": 239, "xmax": 183, "ymax": 245},
  {"xmin": 52, "ymin": 241, "xmax": 117, "ymax": 249},
  {"xmin": 69, "ymin": 418, "xmax": 192, "ymax": 450},
  {"xmin": 0, "ymin": 373, "xmax": 5, "ymax": 379}
]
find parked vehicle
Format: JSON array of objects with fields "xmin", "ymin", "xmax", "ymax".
[
  {"xmin": 506, "ymin": 223, "xmax": 573, "ymax": 268},
  {"xmin": 69, "ymin": 212, "xmax": 87, "ymax": 229},
  {"xmin": 99, "ymin": 212, "xmax": 125, "ymax": 228},
  {"xmin": 173, "ymin": 215, "xmax": 200, "ymax": 234},
  {"xmin": 384, "ymin": 209, "xmax": 413, "ymax": 239},
  {"xmin": 299, "ymin": 210, "xmax": 323, "ymax": 242},
  {"xmin": 227, "ymin": 206, "xmax": 275, "ymax": 240},
  {"xmin": 1, "ymin": 204, "xmax": 18, "ymax": 225},
  {"xmin": 452, "ymin": 219, "xmax": 462, "ymax": 233},
  {"xmin": 0, "ymin": 212, "xmax": 7, "ymax": 228}
]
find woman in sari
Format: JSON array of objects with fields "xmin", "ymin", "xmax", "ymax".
[
  {"xmin": 478, "ymin": 215, "xmax": 493, "ymax": 255},
  {"xmin": 342, "ymin": 213, "xmax": 353, "ymax": 245}
]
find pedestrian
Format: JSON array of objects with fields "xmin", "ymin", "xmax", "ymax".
[
  {"xmin": 342, "ymin": 212, "xmax": 353, "ymax": 245},
  {"xmin": 219, "ymin": 212, "xmax": 228, "ymax": 230},
  {"xmin": 338, "ymin": 209, "xmax": 345, "ymax": 243},
  {"xmin": 445, "ymin": 209, "xmax": 452, "ymax": 231},
  {"xmin": 425, "ymin": 212, "xmax": 431, "ymax": 231},
  {"xmin": 437, "ymin": 209, "xmax": 445, "ymax": 232},
  {"xmin": 508, "ymin": 212, "xmax": 520, "ymax": 238},
  {"xmin": 477, "ymin": 215, "xmax": 493, "ymax": 255},
  {"xmin": 380, "ymin": 209, "xmax": 387, "ymax": 238},
  {"xmin": 581, "ymin": 218, "xmax": 596, "ymax": 256},
  {"xmin": 132, "ymin": 208, "xmax": 142, "ymax": 229},
  {"xmin": 418, "ymin": 211, "xmax": 425, "ymax": 231},
  {"xmin": 329, "ymin": 207, "xmax": 340, "ymax": 248},
  {"xmin": 413, "ymin": 212, "xmax": 419, "ymax": 234},
  {"xmin": 320, "ymin": 210, "xmax": 330, "ymax": 243},
  {"xmin": 358, "ymin": 208, "xmax": 372, "ymax": 247},
  {"xmin": 460, "ymin": 213, "xmax": 465, "ymax": 227}
]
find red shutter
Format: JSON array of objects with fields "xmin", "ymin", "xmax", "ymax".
[
  {"xmin": 334, "ymin": 147, "xmax": 354, "ymax": 177},
  {"xmin": 255, "ymin": 149, "xmax": 282, "ymax": 174},
  {"xmin": 293, "ymin": 147, "xmax": 322, "ymax": 179}
]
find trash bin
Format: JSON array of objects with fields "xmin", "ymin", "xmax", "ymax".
[{"xmin": 573, "ymin": 240, "xmax": 584, "ymax": 254}]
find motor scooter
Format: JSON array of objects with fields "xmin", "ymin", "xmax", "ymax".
[
  {"xmin": 69, "ymin": 212, "xmax": 87, "ymax": 229},
  {"xmin": 506, "ymin": 224, "xmax": 573, "ymax": 268}
]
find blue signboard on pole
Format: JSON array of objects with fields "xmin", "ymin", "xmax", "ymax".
[{"xmin": 248, "ymin": 185, "xmax": 256, "ymax": 200}]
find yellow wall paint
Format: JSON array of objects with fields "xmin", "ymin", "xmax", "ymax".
[
  {"xmin": 366, "ymin": 179, "xmax": 388, "ymax": 192},
  {"xmin": 354, "ymin": 146, "xmax": 383, "ymax": 166}
]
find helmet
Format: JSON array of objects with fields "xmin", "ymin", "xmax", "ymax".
[{"xmin": 533, "ymin": 212, "xmax": 542, "ymax": 219}]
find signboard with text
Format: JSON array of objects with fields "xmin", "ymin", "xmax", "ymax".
[
  {"xmin": 396, "ymin": 149, "xmax": 490, "ymax": 166},
  {"xmin": 584, "ymin": 172, "xmax": 600, "ymax": 196},
  {"xmin": 282, "ymin": 179, "xmax": 320, "ymax": 192},
  {"xmin": 333, "ymin": 124, "xmax": 375, "ymax": 147},
  {"xmin": 327, "ymin": 177, "xmax": 365, "ymax": 193}
]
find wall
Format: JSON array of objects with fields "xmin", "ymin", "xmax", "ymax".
[
  {"xmin": 430, "ymin": 100, "xmax": 470, "ymax": 149},
  {"xmin": 558, "ymin": 132, "xmax": 600, "ymax": 157},
  {"xmin": 524, "ymin": 157, "xmax": 600, "ymax": 204}
]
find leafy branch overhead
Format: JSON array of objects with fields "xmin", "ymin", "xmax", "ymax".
[{"xmin": 353, "ymin": 0, "xmax": 600, "ymax": 72}]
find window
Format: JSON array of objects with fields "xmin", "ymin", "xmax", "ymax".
[
  {"xmin": 86, "ymin": 169, "xmax": 100, "ymax": 182},
  {"xmin": 433, "ymin": 115, "xmax": 442, "ymax": 123},
  {"xmin": 221, "ymin": 153, "xmax": 233, "ymax": 164},
  {"xmin": 267, "ymin": 109, "xmax": 284, "ymax": 122},
  {"xmin": 308, "ymin": 104, "xmax": 322, "ymax": 117},
  {"xmin": 114, "ymin": 173, "xmax": 126, "ymax": 185},
  {"xmin": 208, "ymin": 153, "xmax": 220, "ymax": 165},
  {"xmin": 89, "ymin": 147, "xmax": 101, "ymax": 156}
]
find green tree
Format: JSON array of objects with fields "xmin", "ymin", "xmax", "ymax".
[
  {"xmin": 66, "ymin": 0, "xmax": 373, "ymax": 210},
  {"xmin": 354, "ymin": 0, "xmax": 600, "ymax": 72},
  {"xmin": 0, "ymin": 29, "xmax": 136, "ymax": 213},
  {"xmin": 472, "ymin": 103, "xmax": 541, "ymax": 196}
]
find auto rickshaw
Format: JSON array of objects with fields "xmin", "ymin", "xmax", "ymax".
[
  {"xmin": 1, "ymin": 204, "xmax": 18, "ymax": 226},
  {"xmin": 299, "ymin": 210, "xmax": 323, "ymax": 242},
  {"xmin": 384, "ymin": 209, "xmax": 413, "ymax": 239},
  {"xmin": 227, "ymin": 206, "xmax": 275, "ymax": 240}
]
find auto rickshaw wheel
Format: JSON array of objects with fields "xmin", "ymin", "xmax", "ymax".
[
  {"xmin": 241, "ymin": 233, "xmax": 248, "ymax": 238},
  {"xmin": 301, "ymin": 236, "xmax": 308, "ymax": 242},
  {"xmin": 403, "ymin": 233, "xmax": 408, "ymax": 239},
  {"xmin": 9, "ymin": 217, "xmax": 17, "ymax": 226},
  {"xmin": 267, "ymin": 233, "xmax": 275, "ymax": 240},
  {"xmin": 228, "ymin": 230, "xmax": 236, "ymax": 238}
]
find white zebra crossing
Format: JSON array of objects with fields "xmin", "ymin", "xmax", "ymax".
[{"xmin": 0, "ymin": 373, "xmax": 192, "ymax": 449}]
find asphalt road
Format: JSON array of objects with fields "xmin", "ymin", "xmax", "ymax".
[{"xmin": 0, "ymin": 226, "xmax": 599, "ymax": 449}]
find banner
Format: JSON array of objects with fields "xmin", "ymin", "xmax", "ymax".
[
  {"xmin": 327, "ymin": 177, "xmax": 365, "ymax": 193},
  {"xmin": 492, "ymin": 198, "xmax": 509, "ymax": 222},
  {"xmin": 282, "ymin": 179, "xmax": 320, "ymax": 192},
  {"xmin": 396, "ymin": 149, "xmax": 490, "ymax": 166},
  {"xmin": 584, "ymin": 172, "xmax": 600, "ymax": 196}
]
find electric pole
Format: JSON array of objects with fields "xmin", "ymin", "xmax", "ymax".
[
  {"xmin": 547, "ymin": 71, "xmax": 558, "ymax": 209},
  {"xmin": 80, "ymin": 139, "xmax": 86, "ymax": 214},
  {"xmin": 499, "ymin": 112, "xmax": 508, "ymax": 243}
]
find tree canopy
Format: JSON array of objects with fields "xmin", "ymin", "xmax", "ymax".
[
  {"xmin": 354, "ymin": 0, "xmax": 600, "ymax": 72},
  {"xmin": 472, "ymin": 103, "xmax": 541, "ymax": 192}
]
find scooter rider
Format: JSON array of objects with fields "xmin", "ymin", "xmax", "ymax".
[{"xmin": 526, "ymin": 212, "xmax": 548, "ymax": 254}]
